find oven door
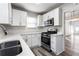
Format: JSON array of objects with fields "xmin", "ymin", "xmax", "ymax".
[{"xmin": 41, "ymin": 36, "xmax": 50, "ymax": 46}]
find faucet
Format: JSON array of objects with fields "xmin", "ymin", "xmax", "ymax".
[{"xmin": 0, "ymin": 25, "xmax": 7, "ymax": 35}]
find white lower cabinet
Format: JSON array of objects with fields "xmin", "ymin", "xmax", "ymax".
[
  {"xmin": 25, "ymin": 34, "xmax": 41, "ymax": 48},
  {"xmin": 51, "ymin": 34, "xmax": 64, "ymax": 55},
  {"xmin": 32, "ymin": 34, "xmax": 41, "ymax": 47}
]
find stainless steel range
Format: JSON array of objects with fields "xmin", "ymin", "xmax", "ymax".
[
  {"xmin": 41, "ymin": 29, "xmax": 57, "ymax": 51},
  {"xmin": 41, "ymin": 32, "xmax": 51, "ymax": 51}
]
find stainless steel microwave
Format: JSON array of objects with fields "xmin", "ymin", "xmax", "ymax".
[{"xmin": 44, "ymin": 18, "xmax": 54, "ymax": 26}]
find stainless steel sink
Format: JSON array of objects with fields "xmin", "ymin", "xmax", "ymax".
[{"xmin": 0, "ymin": 40, "xmax": 22, "ymax": 56}]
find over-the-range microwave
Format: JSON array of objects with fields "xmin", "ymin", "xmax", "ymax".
[{"xmin": 44, "ymin": 18, "xmax": 54, "ymax": 26}]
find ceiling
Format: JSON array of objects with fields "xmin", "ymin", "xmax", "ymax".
[{"xmin": 12, "ymin": 3, "xmax": 63, "ymax": 14}]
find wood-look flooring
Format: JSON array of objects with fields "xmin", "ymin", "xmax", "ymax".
[
  {"xmin": 31, "ymin": 47, "xmax": 69, "ymax": 56},
  {"xmin": 65, "ymin": 37, "xmax": 79, "ymax": 56}
]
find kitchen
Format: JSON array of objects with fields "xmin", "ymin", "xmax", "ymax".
[{"xmin": 0, "ymin": 3, "xmax": 79, "ymax": 56}]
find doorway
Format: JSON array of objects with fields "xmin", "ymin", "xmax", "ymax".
[{"xmin": 65, "ymin": 18, "xmax": 79, "ymax": 56}]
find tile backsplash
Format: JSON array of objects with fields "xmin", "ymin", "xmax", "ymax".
[{"xmin": 3, "ymin": 25, "xmax": 42, "ymax": 35}]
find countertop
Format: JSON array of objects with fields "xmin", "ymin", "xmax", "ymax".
[
  {"xmin": 21, "ymin": 32, "xmax": 41, "ymax": 35},
  {"xmin": 51, "ymin": 33, "xmax": 63, "ymax": 36},
  {"xmin": 0, "ymin": 34, "xmax": 35, "ymax": 56}
]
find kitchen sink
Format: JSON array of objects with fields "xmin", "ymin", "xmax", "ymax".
[
  {"xmin": 0, "ymin": 40, "xmax": 22, "ymax": 56},
  {"xmin": 4, "ymin": 40, "xmax": 20, "ymax": 48}
]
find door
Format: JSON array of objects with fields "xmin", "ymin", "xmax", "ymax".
[
  {"xmin": 65, "ymin": 19, "xmax": 79, "ymax": 56},
  {"xmin": 65, "ymin": 20, "xmax": 74, "ymax": 55},
  {"xmin": 71, "ymin": 21, "xmax": 79, "ymax": 55}
]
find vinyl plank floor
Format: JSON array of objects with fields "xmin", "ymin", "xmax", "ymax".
[{"xmin": 31, "ymin": 47, "xmax": 68, "ymax": 56}]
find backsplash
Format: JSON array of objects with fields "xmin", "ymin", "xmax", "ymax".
[
  {"xmin": 3, "ymin": 25, "xmax": 42, "ymax": 35},
  {"xmin": 0, "ymin": 25, "xmax": 63, "ymax": 36}
]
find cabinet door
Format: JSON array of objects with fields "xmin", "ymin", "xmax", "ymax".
[
  {"xmin": 12, "ymin": 9, "xmax": 27, "ymax": 26},
  {"xmin": 8, "ymin": 3, "xmax": 12, "ymax": 24},
  {"xmin": 37, "ymin": 15, "xmax": 44, "ymax": 26},
  {"xmin": 37, "ymin": 15, "xmax": 40, "ymax": 26},
  {"xmin": 0, "ymin": 3, "xmax": 11, "ymax": 24},
  {"xmin": 31, "ymin": 34, "xmax": 38, "ymax": 47},
  {"xmin": 12, "ymin": 9, "xmax": 21, "ymax": 26},
  {"xmin": 43, "ymin": 14, "xmax": 48, "ymax": 26},
  {"xmin": 54, "ymin": 8, "xmax": 60, "ymax": 26},
  {"xmin": 48, "ymin": 10, "xmax": 54, "ymax": 19},
  {"xmin": 51, "ymin": 36, "xmax": 56, "ymax": 52},
  {"xmin": 36, "ymin": 34, "xmax": 41, "ymax": 46},
  {"xmin": 31, "ymin": 34, "xmax": 41, "ymax": 47},
  {"xmin": 27, "ymin": 35, "xmax": 32, "ymax": 47},
  {"xmin": 56, "ymin": 35, "xmax": 64, "ymax": 55},
  {"xmin": 43, "ymin": 14, "xmax": 48, "ymax": 21},
  {"xmin": 20, "ymin": 11, "xmax": 27, "ymax": 26}
]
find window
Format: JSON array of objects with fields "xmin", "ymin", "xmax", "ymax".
[{"xmin": 27, "ymin": 16, "xmax": 37, "ymax": 28}]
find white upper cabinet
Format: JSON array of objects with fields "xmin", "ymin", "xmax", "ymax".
[
  {"xmin": 21, "ymin": 11, "xmax": 27, "ymax": 26},
  {"xmin": 53, "ymin": 8, "xmax": 62, "ymax": 26},
  {"xmin": 43, "ymin": 13, "xmax": 48, "ymax": 21},
  {"xmin": 0, "ymin": 3, "xmax": 12, "ymax": 24},
  {"xmin": 37, "ymin": 15, "xmax": 44, "ymax": 27},
  {"xmin": 12, "ymin": 9, "xmax": 27, "ymax": 26},
  {"xmin": 12, "ymin": 9, "xmax": 20, "ymax": 26},
  {"xmin": 0, "ymin": 3, "xmax": 27, "ymax": 26},
  {"xmin": 48, "ymin": 10, "xmax": 54, "ymax": 19}
]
